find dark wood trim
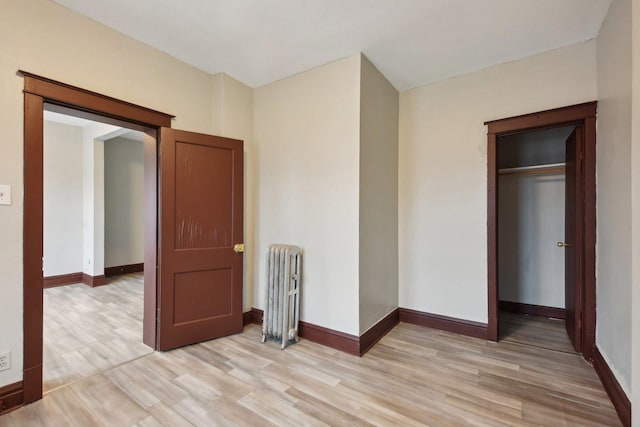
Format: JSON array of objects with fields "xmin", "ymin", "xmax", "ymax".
[
  {"xmin": 243, "ymin": 310, "xmax": 254, "ymax": 326},
  {"xmin": 399, "ymin": 308, "xmax": 488, "ymax": 340},
  {"xmin": 485, "ymin": 102, "xmax": 597, "ymax": 134},
  {"xmin": 21, "ymin": 72, "xmax": 169, "ymax": 403},
  {"xmin": 247, "ymin": 307, "xmax": 486, "ymax": 356},
  {"xmin": 486, "ymin": 102, "xmax": 597, "ymax": 359},
  {"xmin": 243, "ymin": 310, "xmax": 362, "ymax": 355},
  {"xmin": 487, "ymin": 132, "xmax": 498, "ymax": 341},
  {"xmin": 245, "ymin": 308, "xmax": 361, "ymax": 356},
  {"xmin": 298, "ymin": 321, "xmax": 360, "ymax": 356},
  {"xmin": 81, "ymin": 274, "xmax": 106, "ymax": 287},
  {"xmin": 0, "ymin": 381, "xmax": 23, "ymax": 415},
  {"xmin": 581, "ymin": 116, "xmax": 597, "ymax": 362},
  {"xmin": 499, "ymin": 301, "xmax": 566, "ymax": 319},
  {"xmin": 46, "ymin": 103, "xmax": 152, "ymax": 132},
  {"xmin": 359, "ymin": 309, "xmax": 400, "ymax": 356},
  {"xmin": 19, "ymin": 71, "xmax": 173, "ymax": 128},
  {"xmin": 143, "ymin": 130, "xmax": 158, "ymax": 349},
  {"xmin": 593, "ymin": 346, "xmax": 631, "ymax": 427},
  {"xmin": 23, "ymin": 92, "xmax": 44, "ymax": 404},
  {"xmin": 243, "ymin": 308, "xmax": 263, "ymax": 326},
  {"xmin": 253, "ymin": 308, "xmax": 263, "ymax": 325},
  {"xmin": 43, "ymin": 272, "xmax": 83, "ymax": 288},
  {"xmin": 104, "ymin": 263, "xmax": 144, "ymax": 277}
]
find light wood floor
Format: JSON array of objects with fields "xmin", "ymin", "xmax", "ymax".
[
  {"xmin": 499, "ymin": 312, "xmax": 577, "ymax": 354},
  {"xmin": 43, "ymin": 273, "xmax": 152, "ymax": 393},
  {"xmin": 1, "ymin": 278, "xmax": 620, "ymax": 426}
]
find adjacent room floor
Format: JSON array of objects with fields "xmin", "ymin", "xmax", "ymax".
[
  {"xmin": 43, "ymin": 272, "xmax": 152, "ymax": 393},
  {"xmin": 3, "ymin": 289, "xmax": 619, "ymax": 425}
]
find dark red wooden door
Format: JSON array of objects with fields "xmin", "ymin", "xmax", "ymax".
[
  {"xmin": 564, "ymin": 126, "xmax": 583, "ymax": 352},
  {"xmin": 158, "ymin": 128, "xmax": 243, "ymax": 350}
]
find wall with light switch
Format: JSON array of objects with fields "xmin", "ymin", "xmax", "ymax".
[
  {"xmin": 0, "ymin": 0, "xmax": 228, "ymax": 387},
  {"xmin": 0, "ymin": 185, "xmax": 11, "ymax": 205}
]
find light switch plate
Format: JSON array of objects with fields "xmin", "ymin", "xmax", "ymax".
[{"xmin": 0, "ymin": 185, "xmax": 11, "ymax": 205}]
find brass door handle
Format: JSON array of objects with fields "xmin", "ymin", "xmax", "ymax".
[
  {"xmin": 557, "ymin": 242, "xmax": 571, "ymax": 248},
  {"xmin": 233, "ymin": 243, "xmax": 245, "ymax": 253}
]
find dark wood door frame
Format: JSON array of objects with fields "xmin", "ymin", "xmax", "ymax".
[
  {"xmin": 485, "ymin": 102, "xmax": 597, "ymax": 361},
  {"xmin": 19, "ymin": 71, "xmax": 173, "ymax": 404}
]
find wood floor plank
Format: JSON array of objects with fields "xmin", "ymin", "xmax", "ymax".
[
  {"xmin": 144, "ymin": 403, "xmax": 194, "ymax": 427},
  {"xmin": 500, "ymin": 312, "xmax": 576, "ymax": 354},
  {"xmin": 209, "ymin": 395, "xmax": 279, "ymax": 427},
  {"xmin": 32, "ymin": 386, "xmax": 103, "ymax": 427},
  {"xmin": 43, "ymin": 273, "xmax": 153, "ymax": 393},
  {"xmin": 238, "ymin": 388, "xmax": 329, "ymax": 427},
  {"xmin": 69, "ymin": 374, "xmax": 149, "ymax": 426},
  {"xmin": 1, "ymin": 274, "xmax": 621, "ymax": 426},
  {"xmin": 171, "ymin": 396, "xmax": 232, "ymax": 426}
]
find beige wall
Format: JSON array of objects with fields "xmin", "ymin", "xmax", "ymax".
[
  {"xmin": 498, "ymin": 173, "xmax": 565, "ymax": 308},
  {"xmin": 596, "ymin": 0, "xmax": 633, "ymax": 397},
  {"xmin": 104, "ymin": 136, "xmax": 145, "ymax": 268},
  {"xmin": 632, "ymin": 0, "xmax": 640, "ymax": 423},
  {"xmin": 0, "ymin": 0, "xmax": 241, "ymax": 386},
  {"xmin": 82, "ymin": 123, "xmax": 122, "ymax": 278},
  {"xmin": 358, "ymin": 55, "xmax": 399, "ymax": 334},
  {"xmin": 398, "ymin": 41, "xmax": 597, "ymax": 323},
  {"xmin": 254, "ymin": 54, "xmax": 362, "ymax": 335},
  {"xmin": 43, "ymin": 121, "xmax": 84, "ymax": 276},
  {"xmin": 211, "ymin": 73, "xmax": 255, "ymax": 311},
  {"xmin": 1, "ymin": 0, "xmax": 635, "ymax": 408}
]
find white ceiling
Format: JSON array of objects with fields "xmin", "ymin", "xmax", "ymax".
[
  {"xmin": 52, "ymin": 0, "xmax": 611, "ymax": 90},
  {"xmin": 44, "ymin": 110, "xmax": 94, "ymax": 127},
  {"xmin": 44, "ymin": 111, "xmax": 144, "ymax": 142}
]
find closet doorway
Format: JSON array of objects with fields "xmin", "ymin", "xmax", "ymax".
[
  {"xmin": 486, "ymin": 102, "xmax": 597, "ymax": 360},
  {"xmin": 496, "ymin": 125, "xmax": 575, "ymax": 353}
]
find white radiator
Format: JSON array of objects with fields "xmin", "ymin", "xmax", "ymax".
[{"xmin": 261, "ymin": 244, "xmax": 302, "ymax": 349}]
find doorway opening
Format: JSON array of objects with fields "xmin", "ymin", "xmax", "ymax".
[
  {"xmin": 22, "ymin": 71, "xmax": 245, "ymax": 405},
  {"xmin": 496, "ymin": 125, "xmax": 577, "ymax": 354},
  {"xmin": 42, "ymin": 109, "xmax": 150, "ymax": 393},
  {"xmin": 486, "ymin": 102, "xmax": 597, "ymax": 361},
  {"xmin": 21, "ymin": 71, "xmax": 171, "ymax": 403}
]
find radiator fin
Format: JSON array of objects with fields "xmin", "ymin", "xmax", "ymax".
[{"xmin": 261, "ymin": 244, "xmax": 302, "ymax": 349}]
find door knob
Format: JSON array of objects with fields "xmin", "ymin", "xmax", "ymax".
[
  {"xmin": 233, "ymin": 243, "xmax": 245, "ymax": 253},
  {"xmin": 557, "ymin": 242, "xmax": 571, "ymax": 248}
]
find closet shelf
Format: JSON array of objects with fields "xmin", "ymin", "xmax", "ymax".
[{"xmin": 498, "ymin": 162, "xmax": 566, "ymax": 176}]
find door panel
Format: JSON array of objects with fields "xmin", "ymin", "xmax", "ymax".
[
  {"xmin": 158, "ymin": 128, "xmax": 243, "ymax": 350},
  {"xmin": 564, "ymin": 126, "xmax": 583, "ymax": 352}
]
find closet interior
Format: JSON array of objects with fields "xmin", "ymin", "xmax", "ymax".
[{"xmin": 497, "ymin": 124, "xmax": 576, "ymax": 353}]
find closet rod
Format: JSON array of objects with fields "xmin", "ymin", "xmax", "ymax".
[{"xmin": 499, "ymin": 162, "xmax": 566, "ymax": 176}]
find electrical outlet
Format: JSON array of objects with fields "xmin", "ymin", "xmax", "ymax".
[{"xmin": 0, "ymin": 351, "xmax": 11, "ymax": 371}]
